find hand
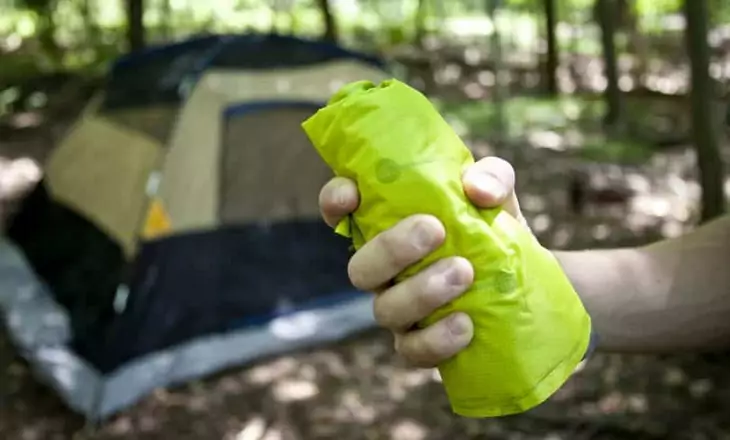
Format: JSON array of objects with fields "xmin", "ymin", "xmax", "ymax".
[{"xmin": 318, "ymin": 157, "xmax": 527, "ymax": 368}]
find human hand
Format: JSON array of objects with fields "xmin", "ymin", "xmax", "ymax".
[{"xmin": 319, "ymin": 156, "xmax": 527, "ymax": 368}]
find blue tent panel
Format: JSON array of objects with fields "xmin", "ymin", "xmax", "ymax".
[{"xmin": 101, "ymin": 33, "xmax": 386, "ymax": 111}]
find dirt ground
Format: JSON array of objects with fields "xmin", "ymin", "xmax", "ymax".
[{"xmin": 1, "ymin": 77, "xmax": 730, "ymax": 440}]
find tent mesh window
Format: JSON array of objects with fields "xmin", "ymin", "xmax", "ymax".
[{"xmin": 220, "ymin": 105, "xmax": 332, "ymax": 224}]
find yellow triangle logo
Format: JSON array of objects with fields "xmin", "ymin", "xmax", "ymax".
[{"xmin": 142, "ymin": 198, "xmax": 172, "ymax": 240}]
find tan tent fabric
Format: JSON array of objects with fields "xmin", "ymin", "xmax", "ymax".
[
  {"xmin": 45, "ymin": 116, "xmax": 162, "ymax": 256},
  {"xmin": 220, "ymin": 108, "xmax": 332, "ymax": 224},
  {"xmin": 104, "ymin": 105, "xmax": 180, "ymax": 144},
  {"xmin": 203, "ymin": 60, "xmax": 391, "ymax": 104},
  {"xmin": 157, "ymin": 60, "xmax": 390, "ymax": 234},
  {"xmin": 155, "ymin": 82, "xmax": 224, "ymax": 234}
]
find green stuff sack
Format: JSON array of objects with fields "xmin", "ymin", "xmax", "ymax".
[{"xmin": 301, "ymin": 79, "xmax": 593, "ymax": 418}]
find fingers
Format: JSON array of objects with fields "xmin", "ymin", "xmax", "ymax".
[
  {"xmin": 394, "ymin": 313, "xmax": 474, "ymax": 368},
  {"xmin": 373, "ymin": 257, "xmax": 473, "ymax": 331},
  {"xmin": 462, "ymin": 156, "xmax": 515, "ymax": 207},
  {"xmin": 319, "ymin": 177, "xmax": 359, "ymax": 228},
  {"xmin": 320, "ymin": 156, "xmax": 523, "ymax": 228},
  {"xmin": 347, "ymin": 215, "xmax": 445, "ymax": 291},
  {"xmin": 317, "ymin": 156, "xmax": 524, "ymax": 370},
  {"xmin": 462, "ymin": 156, "xmax": 526, "ymax": 225},
  {"xmin": 374, "ymin": 257, "xmax": 474, "ymax": 368}
]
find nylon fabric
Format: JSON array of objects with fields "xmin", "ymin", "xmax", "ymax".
[
  {"xmin": 44, "ymin": 116, "xmax": 162, "ymax": 256},
  {"xmin": 302, "ymin": 79, "xmax": 593, "ymax": 417}
]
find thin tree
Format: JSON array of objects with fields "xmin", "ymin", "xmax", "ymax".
[
  {"xmin": 595, "ymin": 0, "xmax": 621, "ymax": 127},
  {"xmin": 487, "ymin": 0, "xmax": 506, "ymax": 138},
  {"xmin": 543, "ymin": 0, "xmax": 559, "ymax": 95},
  {"xmin": 683, "ymin": 0, "xmax": 725, "ymax": 221},
  {"xmin": 415, "ymin": 0, "xmax": 428, "ymax": 48},
  {"xmin": 126, "ymin": 0, "xmax": 146, "ymax": 53},
  {"xmin": 317, "ymin": 0, "xmax": 338, "ymax": 43},
  {"xmin": 24, "ymin": 0, "xmax": 61, "ymax": 60}
]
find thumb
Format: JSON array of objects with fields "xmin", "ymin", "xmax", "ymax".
[{"xmin": 462, "ymin": 156, "xmax": 528, "ymax": 228}]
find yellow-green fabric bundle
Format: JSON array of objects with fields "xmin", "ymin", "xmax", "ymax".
[{"xmin": 302, "ymin": 79, "xmax": 593, "ymax": 417}]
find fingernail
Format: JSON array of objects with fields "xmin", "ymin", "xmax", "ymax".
[
  {"xmin": 472, "ymin": 173, "xmax": 505, "ymax": 199},
  {"xmin": 333, "ymin": 183, "xmax": 350, "ymax": 207},
  {"xmin": 444, "ymin": 260, "xmax": 469, "ymax": 287},
  {"xmin": 447, "ymin": 313, "xmax": 472, "ymax": 337},
  {"xmin": 412, "ymin": 219, "xmax": 437, "ymax": 250}
]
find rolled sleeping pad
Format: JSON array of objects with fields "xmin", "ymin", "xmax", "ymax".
[{"xmin": 302, "ymin": 79, "xmax": 594, "ymax": 418}]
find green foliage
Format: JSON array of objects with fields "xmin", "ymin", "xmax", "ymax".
[
  {"xmin": 633, "ymin": 0, "xmax": 682, "ymax": 16},
  {"xmin": 17, "ymin": 0, "xmax": 56, "ymax": 13},
  {"xmin": 437, "ymin": 95, "xmax": 604, "ymax": 139},
  {"xmin": 2, "ymin": 0, "xmax": 730, "ymax": 86},
  {"xmin": 580, "ymin": 136, "xmax": 655, "ymax": 164},
  {"xmin": 434, "ymin": 95, "xmax": 661, "ymax": 165},
  {"xmin": 505, "ymin": 0, "xmax": 593, "ymax": 11}
]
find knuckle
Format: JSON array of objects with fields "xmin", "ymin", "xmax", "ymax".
[
  {"xmin": 394, "ymin": 335, "xmax": 422, "ymax": 366},
  {"xmin": 395, "ymin": 337, "xmax": 428, "ymax": 368},
  {"xmin": 416, "ymin": 259, "xmax": 472, "ymax": 312},
  {"xmin": 396, "ymin": 334, "xmax": 435, "ymax": 367},
  {"xmin": 415, "ymin": 274, "xmax": 448, "ymax": 314},
  {"xmin": 372, "ymin": 295, "xmax": 397, "ymax": 329},
  {"xmin": 404, "ymin": 317, "xmax": 470, "ymax": 366},
  {"xmin": 417, "ymin": 337, "xmax": 444, "ymax": 365},
  {"xmin": 346, "ymin": 256, "xmax": 368, "ymax": 290},
  {"xmin": 384, "ymin": 215, "xmax": 444, "ymax": 267},
  {"xmin": 380, "ymin": 236, "xmax": 414, "ymax": 270},
  {"xmin": 442, "ymin": 314, "xmax": 473, "ymax": 350}
]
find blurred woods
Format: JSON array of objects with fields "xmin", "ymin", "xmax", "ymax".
[
  {"xmin": 1, "ymin": 0, "xmax": 729, "ymax": 222},
  {"xmin": 3, "ymin": 2, "xmax": 730, "ymax": 438}
]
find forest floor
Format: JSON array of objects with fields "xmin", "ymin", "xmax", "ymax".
[{"xmin": 1, "ymin": 50, "xmax": 730, "ymax": 439}]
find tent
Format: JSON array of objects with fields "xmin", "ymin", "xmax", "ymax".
[{"xmin": 0, "ymin": 33, "xmax": 391, "ymax": 421}]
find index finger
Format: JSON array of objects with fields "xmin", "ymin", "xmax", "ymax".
[{"xmin": 318, "ymin": 177, "xmax": 360, "ymax": 228}]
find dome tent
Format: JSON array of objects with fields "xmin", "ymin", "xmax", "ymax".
[{"xmin": 0, "ymin": 33, "xmax": 391, "ymax": 421}]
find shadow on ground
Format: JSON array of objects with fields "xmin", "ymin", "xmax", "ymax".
[{"xmin": 2, "ymin": 326, "xmax": 730, "ymax": 440}]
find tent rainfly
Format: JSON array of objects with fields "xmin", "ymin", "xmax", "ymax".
[{"xmin": 0, "ymin": 33, "xmax": 392, "ymax": 421}]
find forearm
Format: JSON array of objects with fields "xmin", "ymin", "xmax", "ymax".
[{"xmin": 553, "ymin": 215, "xmax": 730, "ymax": 354}]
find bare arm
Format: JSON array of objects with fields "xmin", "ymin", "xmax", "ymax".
[{"xmin": 555, "ymin": 214, "xmax": 730, "ymax": 353}]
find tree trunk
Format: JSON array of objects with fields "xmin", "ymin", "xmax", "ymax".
[
  {"xmin": 543, "ymin": 0, "xmax": 559, "ymax": 95},
  {"xmin": 683, "ymin": 0, "xmax": 726, "ymax": 222},
  {"xmin": 317, "ymin": 0, "xmax": 338, "ymax": 43},
  {"xmin": 621, "ymin": 0, "xmax": 648, "ymax": 88},
  {"xmin": 596, "ymin": 0, "xmax": 621, "ymax": 127},
  {"xmin": 126, "ymin": 0, "xmax": 146, "ymax": 53},
  {"xmin": 414, "ymin": 0, "xmax": 428, "ymax": 48},
  {"xmin": 28, "ymin": 0, "xmax": 61, "ymax": 61},
  {"xmin": 487, "ymin": 0, "xmax": 506, "ymax": 139}
]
